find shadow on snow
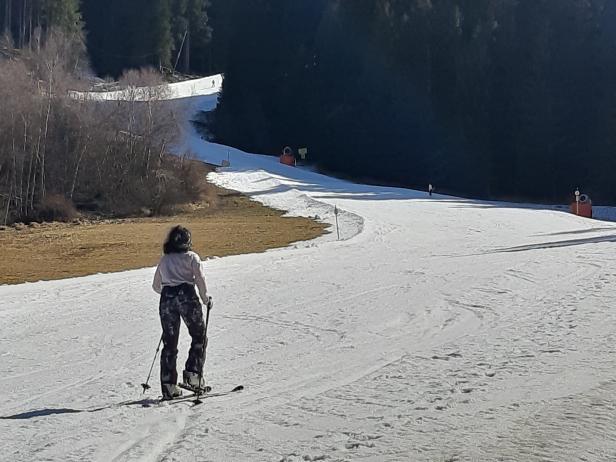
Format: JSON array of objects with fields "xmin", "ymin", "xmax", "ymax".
[
  {"xmin": 489, "ymin": 234, "xmax": 616, "ymax": 254},
  {"xmin": 0, "ymin": 398, "xmax": 159, "ymax": 420}
]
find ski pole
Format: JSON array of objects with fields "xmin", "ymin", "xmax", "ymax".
[
  {"xmin": 141, "ymin": 335, "xmax": 163, "ymax": 394},
  {"xmin": 195, "ymin": 296, "xmax": 213, "ymax": 404}
]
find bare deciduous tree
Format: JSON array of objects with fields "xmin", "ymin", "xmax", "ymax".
[{"xmin": 0, "ymin": 31, "xmax": 200, "ymax": 225}]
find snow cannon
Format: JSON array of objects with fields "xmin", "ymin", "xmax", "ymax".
[
  {"xmin": 280, "ymin": 146, "xmax": 296, "ymax": 166},
  {"xmin": 570, "ymin": 193, "xmax": 592, "ymax": 218}
]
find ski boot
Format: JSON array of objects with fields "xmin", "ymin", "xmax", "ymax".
[
  {"xmin": 161, "ymin": 383, "xmax": 183, "ymax": 401},
  {"xmin": 180, "ymin": 370, "xmax": 210, "ymax": 394}
]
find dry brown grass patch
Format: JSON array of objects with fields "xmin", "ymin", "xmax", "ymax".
[{"xmin": 0, "ymin": 170, "xmax": 327, "ymax": 285}]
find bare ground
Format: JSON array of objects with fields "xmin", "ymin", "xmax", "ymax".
[{"xmin": 0, "ymin": 168, "xmax": 327, "ymax": 285}]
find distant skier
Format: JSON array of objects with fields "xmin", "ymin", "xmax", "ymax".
[
  {"xmin": 429, "ymin": 184, "xmax": 434, "ymax": 197},
  {"xmin": 152, "ymin": 225, "xmax": 211, "ymax": 400}
]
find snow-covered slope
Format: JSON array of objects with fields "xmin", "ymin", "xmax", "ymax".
[
  {"xmin": 2, "ymin": 76, "xmax": 616, "ymax": 462},
  {"xmin": 71, "ymin": 74, "xmax": 224, "ymax": 102}
]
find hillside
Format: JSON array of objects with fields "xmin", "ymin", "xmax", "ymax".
[{"xmin": 2, "ymin": 79, "xmax": 616, "ymax": 462}]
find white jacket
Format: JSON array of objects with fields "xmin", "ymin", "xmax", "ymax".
[{"xmin": 152, "ymin": 251, "xmax": 208, "ymax": 302}]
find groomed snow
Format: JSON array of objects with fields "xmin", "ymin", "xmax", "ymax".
[
  {"xmin": 71, "ymin": 74, "xmax": 224, "ymax": 102},
  {"xmin": 2, "ymin": 76, "xmax": 616, "ymax": 462}
]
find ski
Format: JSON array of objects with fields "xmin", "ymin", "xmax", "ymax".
[
  {"xmin": 163, "ymin": 384, "xmax": 244, "ymax": 405},
  {"xmin": 177, "ymin": 383, "xmax": 213, "ymax": 405},
  {"xmin": 177, "ymin": 383, "xmax": 213, "ymax": 395}
]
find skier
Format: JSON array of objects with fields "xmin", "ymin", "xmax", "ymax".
[
  {"xmin": 429, "ymin": 184, "xmax": 434, "ymax": 197},
  {"xmin": 152, "ymin": 225, "xmax": 211, "ymax": 400}
]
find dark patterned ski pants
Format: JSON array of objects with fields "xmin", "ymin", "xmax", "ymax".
[{"xmin": 159, "ymin": 284, "xmax": 207, "ymax": 389}]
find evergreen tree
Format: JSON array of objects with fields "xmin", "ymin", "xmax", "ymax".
[
  {"xmin": 211, "ymin": 0, "xmax": 616, "ymax": 203},
  {"xmin": 168, "ymin": 0, "xmax": 210, "ymax": 72},
  {"xmin": 151, "ymin": 0, "xmax": 173, "ymax": 69},
  {"xmin": 5, "ymin": 0, "xmax": 616, "ymax": 203},
  {"xmin": 170, "ymin": 0, "xmax": 190, "ymax": 70},
  {"xmin": 185, "ymin": 0, "xmax": 211, "ymax": 71},
  {"xmin": 80, "ymin": 0, "xmax": 210, "ymax": 76},
  {"xmin": 41, "ymin": 0, "xmax": 83, "ymax": 35},
  {"xmin": 0, "ymin": 0, "xmax": 83, "ymax": 47}
]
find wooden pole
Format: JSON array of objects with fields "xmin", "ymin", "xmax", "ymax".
[{"xmin": 334, "ymin": 205, "xmax": 340, "ymax": 240}]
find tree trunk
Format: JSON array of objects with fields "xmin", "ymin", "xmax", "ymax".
[
  {"xmin": 19, "ymin": 115, "xmax": 28, "ymax": 217},
  {"xmin": 70, "ymin": 139, "xmax": 89, "ymax": 199},
  {"xmin": 40, "ymin": 70, "xmax": 53, "ymax": 200}
]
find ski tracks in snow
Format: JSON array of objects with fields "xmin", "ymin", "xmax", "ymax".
[
  {"xmin": 98, "ymin": 409, "xmax": 189, "ymax": 462},
  {"xmin": 4, "ymin": 195, "xmax": 616, "ymax": 461},
  {"xmin": 4, "ymin": 87, "xmax": 616, "ymax": 460}
]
